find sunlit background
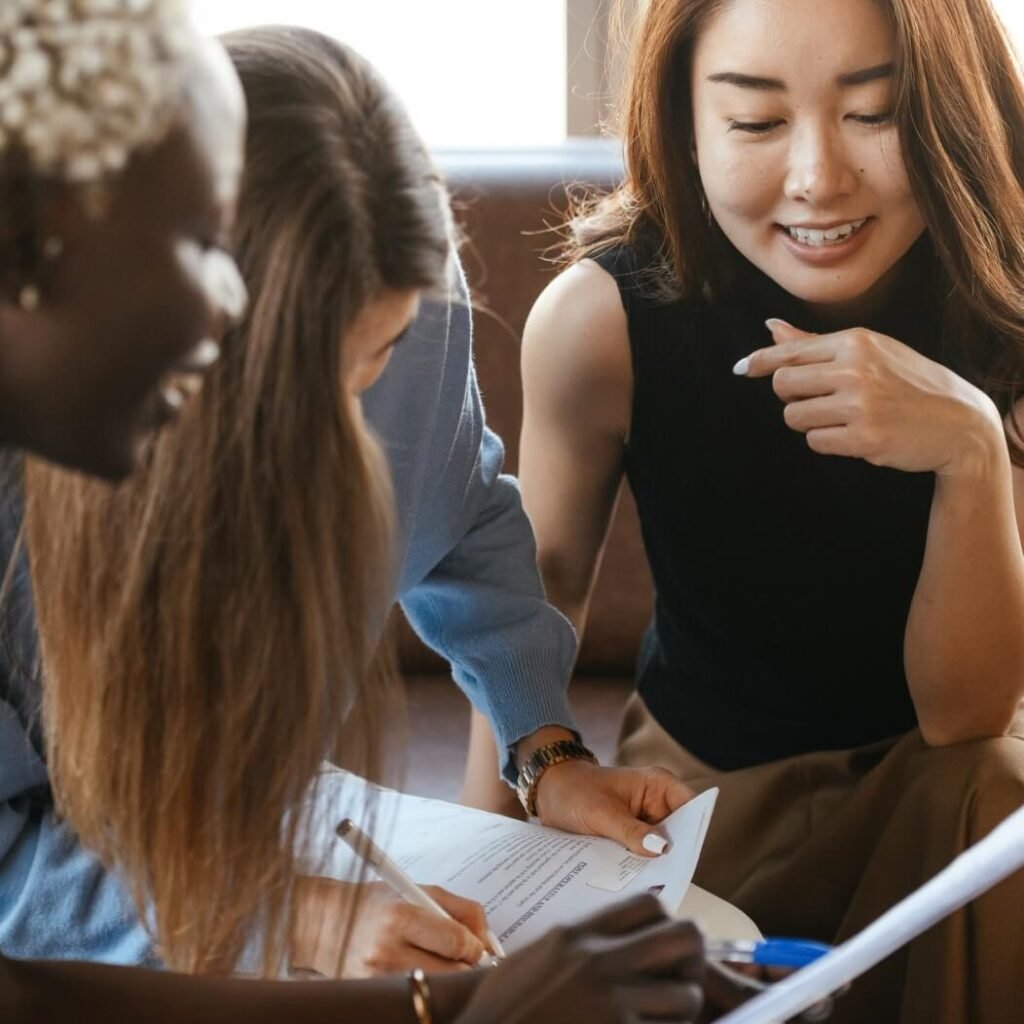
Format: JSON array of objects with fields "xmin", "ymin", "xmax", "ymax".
[
  {"xmin": 192, "ymin": 0, "xmax": 1024, "ymax": 148},
  {"xmin": 192, "ymin": 1, "xmax": 565, "ymax": 146}
]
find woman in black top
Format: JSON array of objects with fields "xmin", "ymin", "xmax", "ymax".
[{"xmin": 468, "ymin": 0, "xmax": 1024, "ymax": 1020}]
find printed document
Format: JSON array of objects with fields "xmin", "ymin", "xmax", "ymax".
[{"xmin": 304, "ymin": 770, "xmax": 718, "ymax": 951}]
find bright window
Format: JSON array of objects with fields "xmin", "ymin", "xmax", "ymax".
[
  {"xmin": 190, "ymin": 1, "xmax": 566, "ymax": 147},
  {"xmin": 191, "ymin": 1, "xmax": 1024, "ymax": 147},
  {"xmin": 995, "ymin": 0, "xmax": 1024, "ymax": 49}
]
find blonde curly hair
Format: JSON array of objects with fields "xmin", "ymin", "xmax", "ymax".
[{"xmin": 0, "ymin": 0, "xmax": 193, "ymax": 182}]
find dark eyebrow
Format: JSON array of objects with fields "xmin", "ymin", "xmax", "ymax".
[
  {"xmin": 707, "ymin": 72, "xmax": 784, "ymax": 92},
  {"xmin": 836, "ymin": 62, "xmax": 894, "ymax": 87},
  {"xmin": 707, "ymin": 62, "xmax": 894, "ymax": 92}
]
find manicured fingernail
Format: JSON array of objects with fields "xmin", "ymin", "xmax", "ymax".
[
  {"xmin": 732, "ymin": 356, "xmax": 751, "ymax": 376},
  {"xmin": 765, "ymin": 318, "xmax": 793, "ymax": 332},
  {"xmin": 643, "ymin": 833, "xmax": 668, "ymax": 855}
]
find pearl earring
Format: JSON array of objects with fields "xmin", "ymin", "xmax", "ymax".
[
  {"xmin": 18, "ymin": 284, "xmax": 41, "ymax": 312},
  {"xmin": 15, "ymin": 236, "xmax": 63, "ymax": 311}
]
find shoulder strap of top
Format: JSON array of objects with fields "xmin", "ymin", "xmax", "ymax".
[{"xmin": 589, "ymin": 244, "xmax": 652, "ymax": 314}]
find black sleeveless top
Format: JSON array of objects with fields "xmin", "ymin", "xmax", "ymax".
[{"xmin": 597, "ymin": 241, "xmax": 947, "ymax": 769}]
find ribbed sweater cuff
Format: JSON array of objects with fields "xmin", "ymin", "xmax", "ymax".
[{"xmin": 472, "ymin": 647, "xmax": 578, "ymax": 784}]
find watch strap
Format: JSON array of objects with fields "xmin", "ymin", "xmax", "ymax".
[{"xmin": 516, "ymin": 738, "xmax": 598, "ymax": 816}]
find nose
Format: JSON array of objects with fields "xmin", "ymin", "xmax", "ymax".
[{"xmin": 784, "ymin": 123, "xmax": 859, "ymax": 207}]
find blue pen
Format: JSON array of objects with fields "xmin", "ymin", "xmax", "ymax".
[{"xmin": 706, "ymin": 937, "xmax": 832, "ymax": 970}]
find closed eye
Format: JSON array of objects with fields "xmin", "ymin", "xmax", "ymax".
[
  {"xmin": 727, "ymin": 119, "xmax": 785, "ymax": 135},
  {"xmin": 848, "ymin": 111, "xmax": 894, "ymax": 126},
  {"xmin": 372, "ymin": 325, "xmax": 411, "ymax": 361}
]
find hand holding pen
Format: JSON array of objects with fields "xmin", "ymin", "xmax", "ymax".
[
  {"xmin": 704, "ymin": 938, "xmax": 839, "ymax": 1022},
  {"xmin": 336, "ymin": 818, "xmax": 506, "ymax": 970},
  {"xmin": 708, "ymin": 937, "xmax": 831, "ymax": 970}
]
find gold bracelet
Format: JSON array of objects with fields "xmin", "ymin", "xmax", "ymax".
[
  {"xmin": 515, "ymin": 738, "xmax": 599, "ymax": 816},
  {"xmin": 408, "ymin": 967, "xmax": 434, "ymax": 1024}
]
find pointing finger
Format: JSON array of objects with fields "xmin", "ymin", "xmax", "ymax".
[
  {"xmin": 734, "ymin": 337, "xmax": 837, "ymax": 378},
  {"xmin": 766, "ymin": 317, "xmax": 816, "ymax": 343}
]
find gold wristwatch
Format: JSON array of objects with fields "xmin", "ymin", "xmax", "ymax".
[{"xmin": 516, "ymin": 738, "xmax": 598, "ymax": 816}]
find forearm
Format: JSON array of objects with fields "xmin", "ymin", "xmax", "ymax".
[
  {"xmin": 2, "ymin": 953, "xmax": 478, "ymax": 1024},
  {"xmin": 534, "ymin": 549, "xmax": 600, "ymax": 642},
  {"xmin": 460, "ymin": 709, "xmax": 525, "ymax": 817},
  {"xmin": 905, "ymin": 442, "xmax": 1024, "ymax": 743}
]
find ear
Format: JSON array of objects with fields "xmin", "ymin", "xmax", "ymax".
[
  {"xmin": 0, "ymin": 168, "xmax": 41, "ymax": 305},
  {"xmin": 0, "ymin": 174, "xmax": 89, "ymax": 310}
]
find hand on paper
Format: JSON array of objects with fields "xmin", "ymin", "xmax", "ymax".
[
  {"xmin": 290, "ymin": 877, "xmax": 489, "ymax": 978},
  {"xmin": 533, "ymin": 759, "xmax": 694, "ymax": 857},
  {"xmin": 736, "ymin": 319, "xmax": 1005, "ymax": 478},
  {"xmin": 454, "ymin": 894, "xmax": 705, "ymax": 1024}
]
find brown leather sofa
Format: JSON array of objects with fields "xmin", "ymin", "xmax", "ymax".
[{"xmin": 400, "ymin": 141, "xmax": 653, "ymax": 798}]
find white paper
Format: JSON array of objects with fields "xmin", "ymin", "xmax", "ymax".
[
  {"xmin": 717, "ymin": 802, "xmax": 1024, "ymax": 1024},
  {"xmin": 304, "ymin": 770, "xmax": 718, "ymax": 951}
]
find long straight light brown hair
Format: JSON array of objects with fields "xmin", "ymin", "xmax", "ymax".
[
  {"xmin": 23, "ymin": 26, "xmax": 452, "ymax": 975},
  {"xmin": 565, "ymin": 0, "xmax": 1024, "ymax": 459}
]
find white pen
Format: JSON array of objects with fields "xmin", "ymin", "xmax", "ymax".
[{"xmin": 336, "ymin": 817, "xmax": 506, "ymax": 966}]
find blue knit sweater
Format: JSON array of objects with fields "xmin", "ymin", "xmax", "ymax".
[{"xmin": 0, "ymin": 265, "xmax": 577, "ymax": 963}]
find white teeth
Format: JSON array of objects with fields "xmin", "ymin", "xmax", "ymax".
[{"xmin": 786, "ymin": 218, "xmax": 867, "ymax": 247}]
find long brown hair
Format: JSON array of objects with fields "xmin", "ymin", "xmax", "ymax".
[
  {"xmin": 23, "ymin": 25, "xmax": 452, "ymax": 975},
  {"xmin": 564, "ymin": 0, "xmax": 1024, "ymax": 455}
]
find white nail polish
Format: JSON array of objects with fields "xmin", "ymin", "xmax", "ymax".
[
  {"xmin": 643, "ymin": 833, "xmax": 668, "ymax": 855},
  {"xmin": 732, "ymin": 356, "xmax": 751, "ymax": 376},
  {"xmin": 765, "ymin": 318, "xmax": 788, "ymax": 332}
]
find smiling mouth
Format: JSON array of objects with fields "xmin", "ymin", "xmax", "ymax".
[{"xmin": 782, "ymin": 218, "xmax": 869, "ymax": 248}]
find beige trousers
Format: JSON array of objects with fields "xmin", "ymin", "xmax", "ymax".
[{"xmin": 617, "ymin": 694, "xmax": 1024, "ymax": 1024}]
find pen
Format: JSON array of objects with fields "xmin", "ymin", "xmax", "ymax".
[
  {"xmin": 706, "ymin": 938, "xmax": 832, "ymax": 970},
  {"xmin": 336, "ymin": 817, "xmax": 506, "ymax": 966}
]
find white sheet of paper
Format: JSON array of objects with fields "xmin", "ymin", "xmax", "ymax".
[
  {"xmin": 305, "ymin": 771, "xmax": 718, "ymax": 951},
  {"xmin": 717, "ymin": 802, "xmax": 1024, "ymax": 1024}
]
